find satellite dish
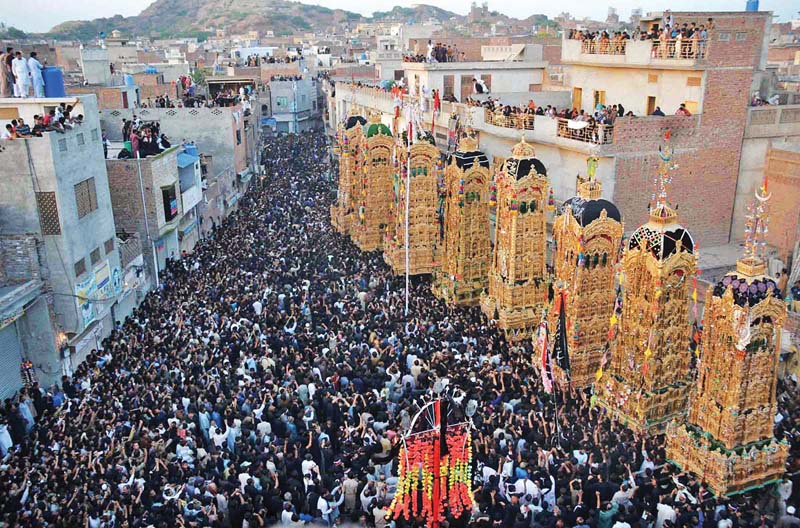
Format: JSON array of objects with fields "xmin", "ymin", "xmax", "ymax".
[
  {"xmin": 465, "ymin": 399, "xmax": 478, "ymax": 418},
  {"xmin": 433, "ymin": 379, "xmax": 444, "ymax": 395},
  {"xmin": 99, "ymin": 31, "xmax": 106, "ymax": 38}
]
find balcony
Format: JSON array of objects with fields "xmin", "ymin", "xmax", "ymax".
[
  {"xmin": 563, "ymin": 38, "xmax": 707, "ymax": 68},
  {"xmin": 484, "ymin": 109, "xmax": 535, "ymax": 131},
  {"xmin": 118, "ymin": 233, "xmax": 143, "ymax": 268},
  {"xmin": 556, "ymin": 118, "xmax": 614, "ymax": 145}
]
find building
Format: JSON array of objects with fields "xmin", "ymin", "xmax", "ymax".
[
  {"xmin": 480, "ymin": 136, "xmax": 550, "ymax": 339},
  {"xmin": 105, "ymin": 146, "xmax": 184, "ymax": 283},
  {"xmin": 551, "ymin": 167, "xmax": 623, "ymax": 387},
  {"xmin": 99, "ymin": 101, "xmax": 261, "ymax": 229},
  {"xmin": 0, "ymin": 95, "xmax": 127, "ymax": 389},
  {"xmin": 666, "ymin": 186, "xmax": 789, "ymax": 495},
  {"xmin": 269, "ymin": 77, "xmax": 323, "ymax": 133}
]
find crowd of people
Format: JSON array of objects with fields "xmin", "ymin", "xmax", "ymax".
[
  {"xmin": 567, "ymin": 12, "xmax": 712, "ymax": 59},
  {"xmin": 404, "ymin": 41, "xmax": 465, "ymax": 63},
  {"xmin": 1, "ymin": 102, "xmax": 85, "ymax": 140},
  {"xmin": 0, "ymin": 129, "xmax": 799, "ymax": 528},
  {"xmin": 1, "ymin": 46, "xmax": 46, "ymax": 98},
  {"xmin": 116, "ymin": 117, "xmax": 171, "ymax": 159}
]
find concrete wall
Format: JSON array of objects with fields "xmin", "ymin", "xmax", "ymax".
[
  {"xmin": 565, "ymin": 65, "xmax": 705, "ymax": 116},
  {"xmin": 100, "ymin": 107, "xmax": 240, "ymax": 176},
  {"xmin": 80, "ymin": 48, "xmax": 112, "ymax": 85}
]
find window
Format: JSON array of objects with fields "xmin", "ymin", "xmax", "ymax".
[
  {"xmin": 718, "ymin": 32, "xmax": 730, "ymax": 41},
  {"xmin": 443, "ymin": 75, "xmax": 454, "ymax": 98},
  {"xmin": 74, "ymin": 178, "xmax": 98, "ymax": 219},
  {"xmin": 74, "ymin": 258, "xmax": 86, "ymax": 277},
  {"xmin": 648, "ymin": 73, "xmax": 659, "ymax": 83},
  {"xmin": 76, "ymin": 133, "xmax": 85, "ymax": 146},
  {"xmin": 593, "ymin": 90, "xmax": 606, "ymax": 107},
  {"xmin": 162, "ymin": 185, "xmax": 178, "ymax": 222},
  {"xmin": 301, "ymin": 94, "xmax": 307, "ymax": 104},
  {"xmin": 236, "ymin": 129, "xmax": 241, "ymax": 145},
  {"xmin": 104, "ymin": 238, "xmax": 115, "ymax": 254},
  {"xmin": 687, "ymin": 76, "xmax": 702, "ymax": 87},
  {"xmin": 91, "ymin": 128, "xmax": 99, "ymax": 141},
  {"xmin": 480, "ymin": 74, "xmax": 492, "ymax": 92},
  {"xmin": 58, "ymin": 138, "xmax": 67, "ymax": 152},
  {"xmin": 735, "ymin": 32, "xmax": 747, "ymax": 41},
  {"xmin": 684, "ymin": 100, "xmax": 699, "ymax": 114},
  {"xmin": 90, "ymin": 247, "xmax": 101, "ymax": 265},
  {"xmin": 276, "ymin": 96, "xmax": 288, "ymax": 107},
  {"xmin": 35, "ymin": 192, "xmax": 61, "ymax": 235}
]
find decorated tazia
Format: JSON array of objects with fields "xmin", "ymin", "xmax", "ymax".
[
  {"xmin": 330, "ymin": 108, "xmax": 367, "ymax": 234},
  {"xmin": 666, "ymin": 178, "xmax": 789, "ymax": 496},
  {"xmin": 432, "ymin": 131, "xmax": 491, "ymax": 306},
  {"xmin": 551, "ymin": 156, "xmax": 623, "ymax": 387},
  {"xmin": 352, "ymin": 111, "xmax": 396, "ymax": 252},
  {"xmin": 387, "ymin": 397, "xmax": 475, "ymax": 527},
  {"xmin": 595, "ymin": 131, "xmax": 697, "ymax": 434},
  {"xmin": 480, "ymin": 134, "xmax": 550, "ymax": 339},
  {"xmin": 384, "ymin": 137, "xmax": 441, "ymax": 276}
]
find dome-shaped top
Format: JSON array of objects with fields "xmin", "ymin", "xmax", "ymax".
[
  {"xmin": 628, "ymin": 204, "xmax": 694, "ymax": 260},
  {"xmin": 562, "ymin": 197, "xmax": 621, "ymax": 227},
  {"xmin": 448, "ymin": 134, "xmax": 489, "ymax": 170},
  {"xmin": 504, "ymin": 136, "xmax": 547, "ymax": 180},
  {"xmin": 713, "ymin": 273, "xmax": 782, "ymax": 307},
  {"xmin": 345, "ymin": 115, "xmax": 367, "ymax": 130},
  {"xmin": 561, "ymin": 177, "xmax": 621, "ymax": 227},
  {"xmin": 366, "ymin": 123, "xmax": 392, "ymax": 138}
]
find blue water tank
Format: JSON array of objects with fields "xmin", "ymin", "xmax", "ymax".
[
  {"xmin": 145, "ymin": 66, "xmax": 158, "ymax": 74},
  {"xmin": 746, "ymin": 0, "xmax": 758, "ymax": 11},
  {"xmin": 184, "ymin": 144, "xmax": 199, "ymax": 157},
  {"xmin": 42, "ymin": 67, "xmax": 66, "ymax": 97},
  {"xmin": 124, "ymin": 74, "xmax": 134, "ymax": 86}
]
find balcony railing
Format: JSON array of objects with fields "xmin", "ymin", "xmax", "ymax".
[
  {"xmin": 650, "ymin": 39, "xmax": 706, "ymax": 60},
  {"xmin": 557, "ymin": 118, "xmax": 614, "ymax": 144},
  {"xmin": 580, "ymin": 39, "xmax": 627, "ymax": 55},
  {"xmin": 118, "ymin": 233, "xmax": 143, "ymax": 268},
  {"xmin": 484, "ymin": 109, "xmax": 535, "ymax": 130}
]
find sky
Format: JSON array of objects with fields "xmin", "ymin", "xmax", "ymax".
[{"xmin": 3, "ymin": 0, "xmax": 797, "ymax": 33}]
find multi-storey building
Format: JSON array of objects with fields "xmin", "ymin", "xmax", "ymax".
[{"xmin": 0, "ymin": 95, "xmax": 129, "ymax": 389}]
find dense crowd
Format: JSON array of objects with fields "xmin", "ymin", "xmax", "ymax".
[
  {"xmin": 1, "ymin": 102, "xmax": 85, "ymax": 140},
  {"xmin": 1, "ymin": 130, "xmax": 799, "ymax": 528}
]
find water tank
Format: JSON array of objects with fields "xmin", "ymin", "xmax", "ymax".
[
  {"xmin": 184, "ymin": 144, "xmax": 199, "ymax": 157},
  {"xmin": 42, "ymin": 67, "xmax": 66, "ymax": 97},
  {"xmin": 145, "ymin": 66, "xmax": 158, "ymax": 74},
  {"xmin": 124, "ymin": 74, "xmax": 134, "ymax": 86},
  {"xmin": 745, "ymin": 0, "xmax": 758, "ymax": 11}
]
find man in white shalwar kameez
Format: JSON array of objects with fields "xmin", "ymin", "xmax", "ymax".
[
  {"xmin": 28, "ymin": 52, "xmax": 45, "ymax": 98},
  {"xmin": 12, "ymin": 52, "xmax": 30, "ymax": 98}
]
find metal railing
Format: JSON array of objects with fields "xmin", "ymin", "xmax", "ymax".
[
  {"xmin": 118, "ymin": 233, "xmax": 143, "ymax": 268},
  {"xmin": 650, "ymin": 39, "xmax": 706, "ymax": 59},
  {"xmin": 484, "ymin": 109, "xmax": 536, "ymax": 130},
  {"xmin": 557, "ymin": 118, "xmax": 614, "ymax": 144},
  {"xmin": 580, "ymin": 39, "xmax": 627, "ymax": 55}
]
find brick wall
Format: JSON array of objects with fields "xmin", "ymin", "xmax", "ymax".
[
  {"xmin": 763, "ymin": 147, "xmax": 800, "ymax": 262},
  {"xmin": 768, "ymin": 47, "xmax": 799, "ymax": 65},
  {"xmin": 133, "ymin": 73, "xmax": 164, "ymax": 87},
  {"xmin": 608, "ymin": 13, "xmax": 767, "ymax": 247},
  {"xmin": 0, "ymin": 236, "xmax": 42, "ymax": 285},
  {"xmin": 67, "ymin": 86, "xmax": 124, "ymax": 110}
]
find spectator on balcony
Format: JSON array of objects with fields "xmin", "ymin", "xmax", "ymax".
[
  {"xmin": 11, "ymin": 51, "xmax": 30, "ymax": 98},
  {"xmin": 1, "ymin": 123, "xmax": 15, "ymax": 140},
  {"xmin": 14, "ymin": 118, "xmax": 32, "ymax": 137},
  {"xmin": 650, "ymin": 106, "xmax": 665, "ymax": 116},
  {"xmin": 675, "ymin": 104, "xmax": 692, "ymax": 116},
  {"xmin": 28, "ymin": 52, "xmax": 44, "ymax": 98}
]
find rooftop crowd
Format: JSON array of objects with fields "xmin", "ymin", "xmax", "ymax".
[
  {"xmin": 0, "ymin": 130, "xmax": 799, "ymax": 528},
  {"xmin": 404, "ymin": 41, "xmax": 465, "ymax": 63}
]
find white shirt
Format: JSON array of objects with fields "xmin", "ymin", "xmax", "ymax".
[
  {"xmin": 252, "ymin": 300, "xmax": 263, "ymax": 316},
  {"xmin": 12, "ymin": 57, "xmax": 30, "ymax": 79}
]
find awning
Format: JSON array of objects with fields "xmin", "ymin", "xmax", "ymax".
[
  {"xmin": 177, "ymin": 152, "xmax": 198, "ymax": 168},
  {"xmin": 238, "ymin": 170, "xmax": 253, "ymax": 183}
]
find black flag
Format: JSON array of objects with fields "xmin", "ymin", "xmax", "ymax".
[
  {"xmin": 552, "ymin": 292, "xmax": 571, "ymax": 383},
  {"xmin": 439, "ymin": 398, "xmax": 449, "ymax": 457}
]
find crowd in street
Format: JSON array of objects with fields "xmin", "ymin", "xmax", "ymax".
[{"xmin": 0, "ymin": 130, "xmax": 799, "ymax": 528}]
